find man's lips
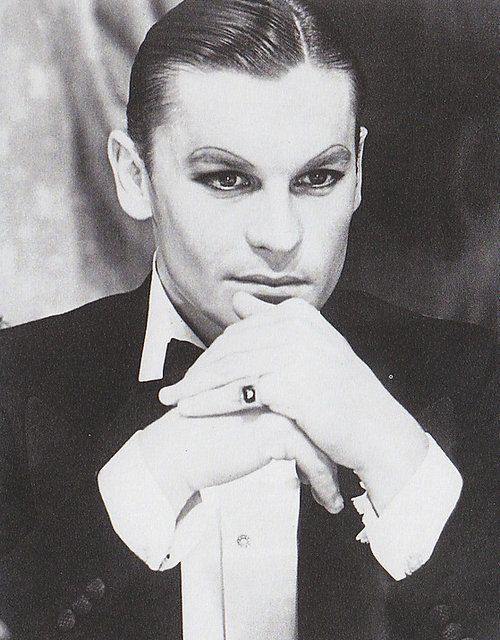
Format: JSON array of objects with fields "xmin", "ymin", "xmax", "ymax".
[{"xmin": 229, "ymin": 274, "xmax": 309, "ymax": 287}]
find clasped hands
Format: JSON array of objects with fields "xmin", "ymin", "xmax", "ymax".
[{"xmin": 141, "ymin": 293, "xmax": 428, "ymax": 519}]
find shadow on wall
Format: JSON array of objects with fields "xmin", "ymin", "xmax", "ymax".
[{"xmin": 0, "ymin": 0, "xmax": 497, "ymax": 329}]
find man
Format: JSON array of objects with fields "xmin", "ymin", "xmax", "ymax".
[{"xmin": 0, "ymin": 1, "xmax": 497, "ymax": 639}]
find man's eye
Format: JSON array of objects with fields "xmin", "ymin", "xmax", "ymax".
[
  {"xmin": 202, "ymin": 172, "xmax": 252, "ymax": 191},
  {"xmin": 294, "ymin": 169, "xmax": 343, "ymax": 189}
]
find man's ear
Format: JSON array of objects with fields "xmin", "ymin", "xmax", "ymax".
[
  {"xmin": 107, "ymin": 130, "xmax": 152, "ymax": 220},
  {"xmin": 354, "ymin": 126, "xmax": 368, "ymax": 211}
]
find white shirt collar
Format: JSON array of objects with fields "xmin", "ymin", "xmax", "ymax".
[{"xmin": 138, "ymin": 256, "xmax": 205, "ymax": 382}]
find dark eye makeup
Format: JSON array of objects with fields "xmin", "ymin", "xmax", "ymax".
[
  {"xmin": 191, "ymin": 167, "xmax": 344, "ymax": 196},
  {"xmin": 292, "ymin": 168, "xmax": 344, "ymax": 191},
  {"xmin": 192, "ymin": 171, "xmax": 255, "ymax": 192}
]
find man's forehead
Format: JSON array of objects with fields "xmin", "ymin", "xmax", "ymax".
[{"xmin": 155, "ymin": 63, "xmax": 357, "ymax": 172}]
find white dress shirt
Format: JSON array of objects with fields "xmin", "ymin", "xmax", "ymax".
[{"xmin": 98, "ymin": 265, "xmax": 463, "ymax": 640}]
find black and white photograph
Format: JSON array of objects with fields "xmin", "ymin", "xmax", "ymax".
[{"xmin": 0, "ymin": 1, "xmax": 497, "ymax": 639}]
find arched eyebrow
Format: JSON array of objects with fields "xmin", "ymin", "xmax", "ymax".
[
  {"xmin": 298, "ymin": 145, "xmax": 351, "ymax": 173},
  {"xmin": 186, "ymin": 147, "xmax": 256, "ymax": 171},
  {"xmin": 185, "ymin": 144, "xmax": 351, "ymax": 172}
]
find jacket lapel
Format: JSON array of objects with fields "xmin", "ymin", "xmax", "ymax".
[{"xmin": 25, "ymin": 277, "xmax": 151, "ymax": 519}]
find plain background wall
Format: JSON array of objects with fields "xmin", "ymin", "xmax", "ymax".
[
  {"xmin": 326, "ymin": 0, "xmax": 498, "ymax": 328},
  {"xmin": 0, "ymin": 0, "xmax": 497, "ymax": 330}
]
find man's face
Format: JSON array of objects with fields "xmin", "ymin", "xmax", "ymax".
[{"xmin": 148, "ymin": 63, "xmax": 364, "ymax": 343}]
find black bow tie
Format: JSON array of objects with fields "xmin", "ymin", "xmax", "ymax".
[
  {"xmin": 162, "ymin": 338, "xmax": 204, "ymax": 385},
  {"xmin": 138, "ymin": 338, "xmax": 204, "ymax": 422},
  {"xmin": 135, "ymin": 338, "xmax": 204, "ymax": 425}
]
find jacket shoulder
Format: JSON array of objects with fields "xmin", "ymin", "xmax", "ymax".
[
  {"xmin": 329, "ymin": 287, "xmax": 495, "ymax": 350},
  {"xmin": 0, "ymin": 282, "xmax": 149, "ymax": 402},
  {"xmin": 327, "ymin": 288, "xmax": 496, "ymax": 403}
]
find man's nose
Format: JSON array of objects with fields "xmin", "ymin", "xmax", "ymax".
[{"xmin": 245, "ymin": 187, "xmax": 302, "ymax": 270}]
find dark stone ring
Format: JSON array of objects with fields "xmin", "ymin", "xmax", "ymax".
[{"xmin": 241, "ymin": 384, "xmax": 257, "ymax": 404}]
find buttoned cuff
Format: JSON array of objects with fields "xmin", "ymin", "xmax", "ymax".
[
  {"xmin": 352, "ymin": 433, "xmax": 463, "ymax": 581},
  {"xmin": 98, "ymin": 431, "xmax": 208, "ymax": 571}
]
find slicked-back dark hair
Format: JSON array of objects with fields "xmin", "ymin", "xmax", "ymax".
[{"xmin": 127, "ymin": 0, "xmax": 363, "ymax": 170}]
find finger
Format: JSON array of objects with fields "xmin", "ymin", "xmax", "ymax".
[
  {"xmin": 234, "ymin": 295, "xmax": 325, "ymax": 326},
  {"xmin": 232, "ymin": 291, "xmax": 275, "ymax": 319},
  {"xmin": 304, "ymin": 460, "xmax": 343, "ymax": 515},
  {"xmin": 230, "ymin": 294, "xmax": 326, "ymax": 335},
  {"xmin": 159, "ymin": 346, "xmax": 284, "ymax": 406},
  {"xmin": 192, "ymin": 321, "xmax": 291, "ymax": 370},
  {"xmin": 268, "ymin": 423, "xmax": 343, "ymax": 514},
  {"xmin": 174, "ymin": 370, "xmax": 305, "ymax": 429},
  {"xmin": 311, "ymin": 461, "xmax": 342, "ymax": 510},
  {"xmin": 175, "ymin": 379, "xmax": 263, "ymax": 416},
  {"xmin": 192, "ymin": 314, "xmax": 327, "ymax": 372},
  {"xmin": 225, "ymin": 296, "xmax": 331, "ymax": 347},
  {"xmin": 173, "ymin": 364, "xmax": 305, "ymax": 418}
]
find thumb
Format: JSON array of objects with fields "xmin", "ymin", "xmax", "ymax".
[{"xmin": 232, "ymin": 291, "xmax": 274, "ymax": 319}]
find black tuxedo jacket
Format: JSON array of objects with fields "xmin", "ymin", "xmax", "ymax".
[{"xmin": 0, "ymin": 278, "xmax": 497, "ymax": 640}]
